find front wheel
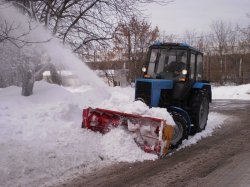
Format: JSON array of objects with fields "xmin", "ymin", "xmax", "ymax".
[{"xmin": 170, "ymin": 111, "xmax": 188, "ymax": 148}]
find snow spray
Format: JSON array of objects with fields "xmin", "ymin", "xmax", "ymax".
[{"xmin": 0, "ymin": 2, "xmax": 110, "ymax": 98}]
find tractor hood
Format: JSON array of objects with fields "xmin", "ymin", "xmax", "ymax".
[{"xmin": 135, "ymin": 79, "xmax": 173, "ymax": 107}]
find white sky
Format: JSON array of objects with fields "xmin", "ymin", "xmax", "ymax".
[{"xmin": 144, "ymin": 0, "xmax": 250, "ymax": 36}]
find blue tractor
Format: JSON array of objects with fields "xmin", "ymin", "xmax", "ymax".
[
  {"xmin": 82, "ymin": 42, "xmax": 212, "ymax": 155},
  {"xmin": 135, "ymin": 43, "xmax": 212, "ymax": 147}
]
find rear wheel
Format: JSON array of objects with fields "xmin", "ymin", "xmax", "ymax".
[
  {"xmin": 170, "ymin": 111, "xmax": 188, "ymax": 148},
  {"xmin": 190, "ymin": 90, "xmax": 209, "ymax": 134}
]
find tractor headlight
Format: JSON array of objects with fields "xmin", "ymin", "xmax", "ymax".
[
  {"xmin": 142, "ymin": 67, "xmax": 147, "ymax": 73},
  {"xmin": 182, "ymin": 69, "xmax": 187, "ymax": 75}
]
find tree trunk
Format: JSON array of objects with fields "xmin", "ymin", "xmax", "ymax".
[{"xmin": 21, "ymin": 70, "xmax": 35, "ymax": 96}]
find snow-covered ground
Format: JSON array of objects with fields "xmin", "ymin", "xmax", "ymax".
[
  {"xmin": 180, "ymin": 112, "xmax": 228, "ymax": 149},
  {"xmin": 0, "ymin": 82, "xmax": 156, "ymax": 187},
  {"xmin": 2, "ymin": 82, "xmax": 249, "ymax": 186},
  {"xmin": 212, "ymin": 84, "xmax": 250, "ymax": 100}
]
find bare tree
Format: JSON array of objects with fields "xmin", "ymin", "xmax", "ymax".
[
  {"xmin": 113, "ymin": 16, "xmax": 159, "ymax": 82},
  {"xmin": 210, "ymin": 20, "xmax": 233, "ymax": 56},
  {"xmin": 6, "ymin": 0, "xmax": 174, "ymax": 54},
  {"xmin": 0, "ymin": 8, "xmax": 59, "ymax": 96},
  {"xmin": 182, "ymin": 29, "xmax": 199, "ymax": 47},
  {"xmin": 158, "ymin": 31, "xmax": 177, "ymax": 43},
  {"xmin": 210, "ymin": 20, "xmax": 234, "ymax": 83}
]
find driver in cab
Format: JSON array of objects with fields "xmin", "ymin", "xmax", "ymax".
[{"xmin": 166, "ymin": 58, "xmax": 185, "ymax": 76}]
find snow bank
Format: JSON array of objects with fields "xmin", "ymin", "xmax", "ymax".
[
  {"xmin": 212, "ymin": 84, "xmax": 250, "ymax": 100},
  {"xmin": 101, "ymin": 127, "xmax": 156, "ymax": 162},
  {"xmin": 179, "ymin": 112, "xmax": 229, "ymax": 149},
  {"xmin": 0, "ymin": 81, "xmax": 157, "ymax": 187}
]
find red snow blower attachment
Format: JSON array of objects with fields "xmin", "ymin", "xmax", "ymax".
[{"xmin": 82, "ymin": 107, "xmax": 174, "ymax": 156}]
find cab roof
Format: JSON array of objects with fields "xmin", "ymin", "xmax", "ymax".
[{"xmin": 150, "ymin": 42, "xmax": 202, "ymax": 54}]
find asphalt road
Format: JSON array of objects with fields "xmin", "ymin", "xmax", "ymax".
[{"xmin": 51, "ymin": 100, "xmax": 250, "ymax": 187}]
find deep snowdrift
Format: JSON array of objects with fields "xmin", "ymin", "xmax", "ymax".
[
  {"xmin": 0, "ymin": 82, "xmax": 157, "ymax": 187},
  {"xmin": 0, "ymin": 81, "xmax": 233, "ymax": 187}
]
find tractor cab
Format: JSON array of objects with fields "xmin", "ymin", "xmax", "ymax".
[
  {"xmin": 142, "ymin": 43, "xmax": 204, "ymax": 83},
  {"xmin": 137, "ymin": 43, "xmax": 208, "ymax": 109}
]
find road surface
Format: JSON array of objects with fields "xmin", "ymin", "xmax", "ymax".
[{"xmin": 51, "ymin": 100, "xmax": 250, "ymax": 187}]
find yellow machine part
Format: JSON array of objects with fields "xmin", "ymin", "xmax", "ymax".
[{"xmin": 162, "ymin": 123, "xmax": 174, "ymax": 156}]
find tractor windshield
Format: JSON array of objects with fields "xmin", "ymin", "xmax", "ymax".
[{"xmin": 147, "ymin": 48, "xmax": 187, "ymax": 80}]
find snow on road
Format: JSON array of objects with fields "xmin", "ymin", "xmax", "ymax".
[{"xmin": 180, "ymin": 112, "xmax": 228, "ymax": 149}]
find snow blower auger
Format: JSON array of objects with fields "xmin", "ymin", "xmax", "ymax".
[{"xmin": 82, "ymin": 107, "xmax": 174, "ymax": 156}]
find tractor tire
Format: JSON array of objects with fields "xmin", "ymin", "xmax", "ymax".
[
  {"xmin": 170, "ymin": 111, "xmax": 188, "ymax": 148},
  {"xmin": 189, "ymin": 90, "xmax": 209, "ymax": 134}
]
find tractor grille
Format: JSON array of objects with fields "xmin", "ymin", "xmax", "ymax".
[{"xmin": 135, "ymin": 81, "xmax": 151, "ymax": 106}]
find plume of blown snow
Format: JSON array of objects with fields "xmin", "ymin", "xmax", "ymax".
[{"xmin": 0, "ymin": 2, "xmax": 109, "ymax": 98}]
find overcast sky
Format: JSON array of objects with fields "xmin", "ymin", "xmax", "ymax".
[{"xmin": 144, "ymin": 0, "xmax": 250, "ymax": 36}]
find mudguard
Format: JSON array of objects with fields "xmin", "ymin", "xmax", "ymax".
[
  {"xmin": 193, "ymin": 82, "xmax": 212, "ymax": 102},
  {"xmin": 193, "ymin": 82, "xmax": 210, "ymax": 89}
]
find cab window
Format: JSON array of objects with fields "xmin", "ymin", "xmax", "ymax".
[
  {"xmin": 190, "ymin": 53, "xmax": 195, "ymax": 80},
  {"xmin": 147, "ymin": 49, "xmax": 158, "ymax": 76},
  {"xmin": 196, "ymin": 54, "xmax": 203, "ymax": 81}
]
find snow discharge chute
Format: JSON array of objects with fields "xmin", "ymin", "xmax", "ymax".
[{"xmin": 82, "ymin": 107, "xmax": 174, "ymax": 156}]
